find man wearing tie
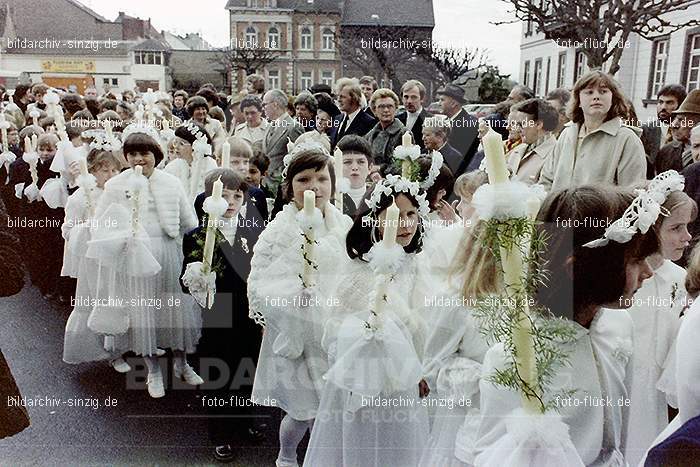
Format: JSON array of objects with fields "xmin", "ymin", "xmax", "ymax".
[
  {"xmin": 262, "ymin": 89, "xmax": 304, "ymax": 178},
  {"xmin": 641, "ymin": 84, "xmax": 687, "ymax": 178},
  {"xmin": 396, "ymin": 80, "xmax": 431, "ymax": 150},
  {"xmin": 330, "ymin": 78, "xmax": 377, "ymax": 149},
  {"xmin": 436, "ymin": 83, "xmax": 479, "ymax": 174}
]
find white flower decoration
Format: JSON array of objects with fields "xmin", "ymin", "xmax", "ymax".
[
  {"xmin": 366, "ymin": 174, "xmax": 430, "ymax": 218},
  {"xmin": 192, "ymin": 137, "xmax": 212, "ymax": 157}
]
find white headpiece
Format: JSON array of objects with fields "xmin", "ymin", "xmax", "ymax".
[
  {"xmin": 282, "ymin": 139, "xmax": 331, "ymax": 179},
  {"xmin": 419, "ymin": 150, "xmax": 444, "ymax": 190},
  {"xmin": 84, "ymin": 129, "xmax": 122, "ymax": 152},
  {"xmin": 365, "ymin": 174, "xmax": 430, "ymax": 218},
  {"xmin": 583, "ymin": 170, "xmax": 685, "ymax": 248},
  {"xmin": 122, "ymin": 122, "xmax": 161, "ymax": 143}
]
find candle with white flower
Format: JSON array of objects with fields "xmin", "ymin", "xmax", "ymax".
[
  {"xmin": 334, "ymin": 147, "xmax": 344, "ymax": 211},
  {"xmin": 221, "ymin": 140, "xmax": 231, "ymax": 168},
  {"xmin": 29, "ymin": 108, "xmax": 40, "ymax": 127},
  {"xmin": 401, "ymin": 132, "xmax": 412, "ymax": 178}
]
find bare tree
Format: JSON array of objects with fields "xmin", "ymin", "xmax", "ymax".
[
  {"xmin": 497, "ymin": 0, "xmax": 700, "ymax": 75},
  {"xmin": 208, "ymin": 46, "xmax": 282, "ymax": 82},
  {"xmin": 338, "ymin": 25, "xmax": 433, "ymax": 89},
  {"xmin": 419, "ymin": 45, "xmax": 489, "ymax": 85}
]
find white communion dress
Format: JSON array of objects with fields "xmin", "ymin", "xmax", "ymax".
[
  {"xmin": 623, "ymin": 259, "xmax": 685, "ymax": 466},
  {"xmin": 474, "ymin": 309, "xmax": 634, "ymax": 467},
  {"xmin": 303, "ymin": 252, "xmax": 433, "ymax": 467},
  {"xmin": 248, "ymin": 201, "xmax": 352, "ymax": 421},
  {"xmin": 87, "ymin": 168, "xmax": 201, "ymax": 356},
  {"xmin": 163, "ymin": 155, "xmax": 218, "ymax": 200},
  {"xmin": 61, "ymin": 186, "xmax": 112, "ymax": 364}
]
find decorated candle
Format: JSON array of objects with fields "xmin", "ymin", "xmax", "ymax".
[
  {"xmin": 482, "ymin": 127, "xmax": 509, "ymax": 184},
  {"xmin": 334, "ymin": 147, "xmax": 343, "ymax": 211},
  {"xmin": 301, "ymin": 190, "xmax": 316, "ymax": 287},
  {"xmin": 79, "ymin": 158, "xmax": 88, "ymax": 176},
  {"xmin": 202, "ymin": 177, "xmax": 224, "ymax": 277},
  {"xmin": 24, "ymin": 136, "xmax": 31, "ymax": 154},
  {"xmin": 402, "ymin": 131, "xmax": 412, "ymax": 147},
  {"xmin": 134, "ymin": 165, "xmax": 143, "ymax": 176},
  {"xmin": 221, "ymin": 140, "xmax": 231, "ymax": 168},
  {"xmin": 383, "ymin": 198, "xmax": 400, "ymax": 247}
]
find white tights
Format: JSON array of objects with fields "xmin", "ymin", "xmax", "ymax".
[
  {"xmin": 277, "ymin": 414, "xmax": 314, "ymax": 465},
  {"xmin": 143, "ymin": 351, "xmax": 189, "ymax": 375}
]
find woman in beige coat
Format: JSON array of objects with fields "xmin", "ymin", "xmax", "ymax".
[{"xmin": 538, "ymin": 70, "xmax": 646, "ymax": 192}]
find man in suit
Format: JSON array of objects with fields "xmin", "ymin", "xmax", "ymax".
[
  {"xmin": 262, "ymin": 89, "xmax": 304, "ymax": 177},
  {"xmin": 329, "ymin": 78, "xmax": 377, "ymax": 149},
  {"xmin": 396, "ymin": 79, "xmax": 431, "ymax": 150},
  {"xmin": 359, "ymin": 75, "xmax": 378, "ymax": 119},
  {"xmin": 436, "ymin": 83, "xmax": 480, "ymax": 174},
  {"xmin": 641, "ymin": 84, "xmax": 687, "ymax": 178}
]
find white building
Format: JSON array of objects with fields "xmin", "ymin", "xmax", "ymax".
[{"xmin": 519, "ymin": 4, "xmax": 700, "ymax": 122}]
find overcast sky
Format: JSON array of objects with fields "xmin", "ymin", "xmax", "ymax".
[{"xmin": 80, "ymin": 0, "xmax": 522, "ymax": 78}]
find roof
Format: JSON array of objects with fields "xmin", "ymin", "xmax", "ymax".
[
  {"xmin": 131, "ymin": 38, "xmax": 169, "ymax": 52},
  {"xmin": 226, "ymin": 0, "xmax": 341, "ymax": 13},
  {"xmin": 341, "ymin": 0, "xmax": 434, "ymax": 27},
  {"xmin": 0, "ymin": 0, "xmax": 121, "ymax": 40}
]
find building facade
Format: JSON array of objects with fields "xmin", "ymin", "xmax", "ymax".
[
  {"xmin": 519, "ymin": 4, "xmax": 700, "ymax": 123},
  {"xmin": 226, "ymin": 0, "xmax": 341, "ymax": 94}
]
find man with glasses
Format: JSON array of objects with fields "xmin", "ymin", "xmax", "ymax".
[{"xmin": 261, "ymin": 89, "xmax": 304, "ymax": 177}]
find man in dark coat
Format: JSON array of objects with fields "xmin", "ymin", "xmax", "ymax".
[
  {"xmin": 395, "ymin": 79, "xmax": 431, "ymax": 150},
  {"xmin": 181, "ymin": 169, "xmax": 265, "ymax": 462},
  {"xmin": 436, "ymin": 84, "xmax": 480, "ymax": 175},
  {"xmin": 329, "ymin": 79, "xmax": 376, "ymax": 149},
  {"xmin": 641, "ymin": 84, "xmax": 686, "ymax": 178}
]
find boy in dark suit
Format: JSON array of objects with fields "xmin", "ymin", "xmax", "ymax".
[{"xmin": 181, "ymin": 169, "xmax": 265, "ymax": 462}]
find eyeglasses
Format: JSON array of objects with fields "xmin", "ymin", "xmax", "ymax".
[{"xmin": 376, "ymin": 104, "xmax": 395, "ymax": 110}]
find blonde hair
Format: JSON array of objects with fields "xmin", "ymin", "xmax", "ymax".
[
  {"xmin": 654, "ymin": 190, "xmax": 698, "ymax": 230},
  {"xmin": 370, "ymin": 88, "xmax": 400, "ymax": 110},
  {"xmin": 448, "ymin": 220, "xmax": 502, "ymax": 300},
  {"xmin": 454, "ymin": 170, "xmax": 488, "ymax": 199}
]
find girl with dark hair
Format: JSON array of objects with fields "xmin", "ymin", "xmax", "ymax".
[
  {"xmin": 87, "ymin": 127, "xmax": 201, "ymax": 398},
  {"xmin": 304, "ymin": 175, "xmax": 434, "ymax": 467},
  {"xmin": 538, "ymin": 70, "xmax": 647, "ymax": 192},
  {"xmin": 247, "ymin": 143, "xmax": 352, "ymax": 467},
  {"xmin": 474, "ymin": 184, "xmax": 660, "ymax": 466}
]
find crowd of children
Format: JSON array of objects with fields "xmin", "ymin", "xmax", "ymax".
[{"xmin": 1, "ymin": 79, "xmax": 700, "ymax": 467}]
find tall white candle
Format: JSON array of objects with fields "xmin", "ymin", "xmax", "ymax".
[
  {"xmin": 482, "ymin": 127, "xmax": 509, "ymax": 184},
  {"xmin": 401, "ymin": 131, "xmax": 412, "ymax": 147},
  {"xmin": 79, "ymin": 158, "xmax": 88, "ymax": 176},
  {"xmin": 383, "ymin": 199, "xmax": 400, "ymax": 247},
  {"xmin": 134, "ymin": 165, "xmax": 143, "ymax": 176},
  {"xmin": 202, "ymin": 177, "xmax": 224, "ymax": 281},
  {"xmin": 212, "ymin": 177, "xmax": 223, "ymax": 200},
  {"xmin": 221, "ymin": 140, "xmax": 231, "ymax": 168},
  {"xmin": 334, "ymin": 147, "xmax": 343, "ymax": 211},
  {"xmin": 302, "ymin": 189, "xmax": 316, "ymax": 287}
]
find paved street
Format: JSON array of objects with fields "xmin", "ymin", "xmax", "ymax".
[{"xmin": 0, "ymin": 282, "xmax": 297, "ymax": 466}]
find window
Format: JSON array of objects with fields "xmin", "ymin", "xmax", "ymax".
[
  {"xmin": 545, "ymin": 57, "xmax": 551, "ymax": 96},
  {"xmin": 134, "ymin": 51, "xmax": 161, "ymax": 65},
  {"xmin": 650, "ymin": 39, "xmax": 669, "ymax": 97},
  {"xmin": 525, "ymin": 19, "xmax": 533, "ymax": 37},
  {"xmin": 523, "ymin": 60, "xmax": 531, "ymax": 88},
  {"xmin": 557, "ymin": 52, "xmax": 566, "ymax": 88},
  {"xmin": 321, "ymin": 70, "xmax": 333, "ymax": 86},
  {"xmin": 322, "ymin": 28, "xmax": 334, "ymax": 51},
  {"xmin": 268, "ymin": 27, "xmax": 280, "ymax": 49},
  {"xmin": 300, "ymin": 71, "xmax": 312, "ymax": 90},
  {"xmin": 687, "ymin": 34, "xmax": 700, "ymax": 91},
  {"xmin": 533, "ymin": 59, "xmax": 543, "ymax": 96},
  {"xmin": 574, "ymin": 50, "xmax": 586, "ymax": 83},
  {"xmin": 103, "ymin": 78, "xmax": 118, "ymax": 86},
  {"xmin": 245, "ymin": 26, "xmax": 258, "ymax": 47},
  {"xmin": 268, "ymin": 70, "xmax": 280, "ymax": 89},
  {"xmin": 300, "ymin": 27, "xmax": 312, "ymax": 50}
]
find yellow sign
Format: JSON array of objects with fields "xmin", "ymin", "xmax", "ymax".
[{"xmin": 41, "ymin": 59, "xmax": 96, "ymax": 73}]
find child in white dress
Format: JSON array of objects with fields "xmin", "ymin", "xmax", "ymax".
[
  {"xmin": 303, "ymin": 175, "xmax": 433, "ymax": 467},
  {"xmin": 623, "ymin": 175, "xmax": 696, "ymax": 466},
  {"xmin": 88, "ymin": 126, "xmax": 202, "ymax": 398},
  {"xmin": 61, "ymin": 149, "xmax": 121, "ymax": 364},
  {"xmin": 248, "ymin": 145, "xmax": 352, "ymax": 467},
  {"xmin": 474, "ymin": 185, "xmax": 659, "ymax": 466},
  {"xmin": 163, "ymin": 121, "xmax": 218, "ymax": 199}
]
